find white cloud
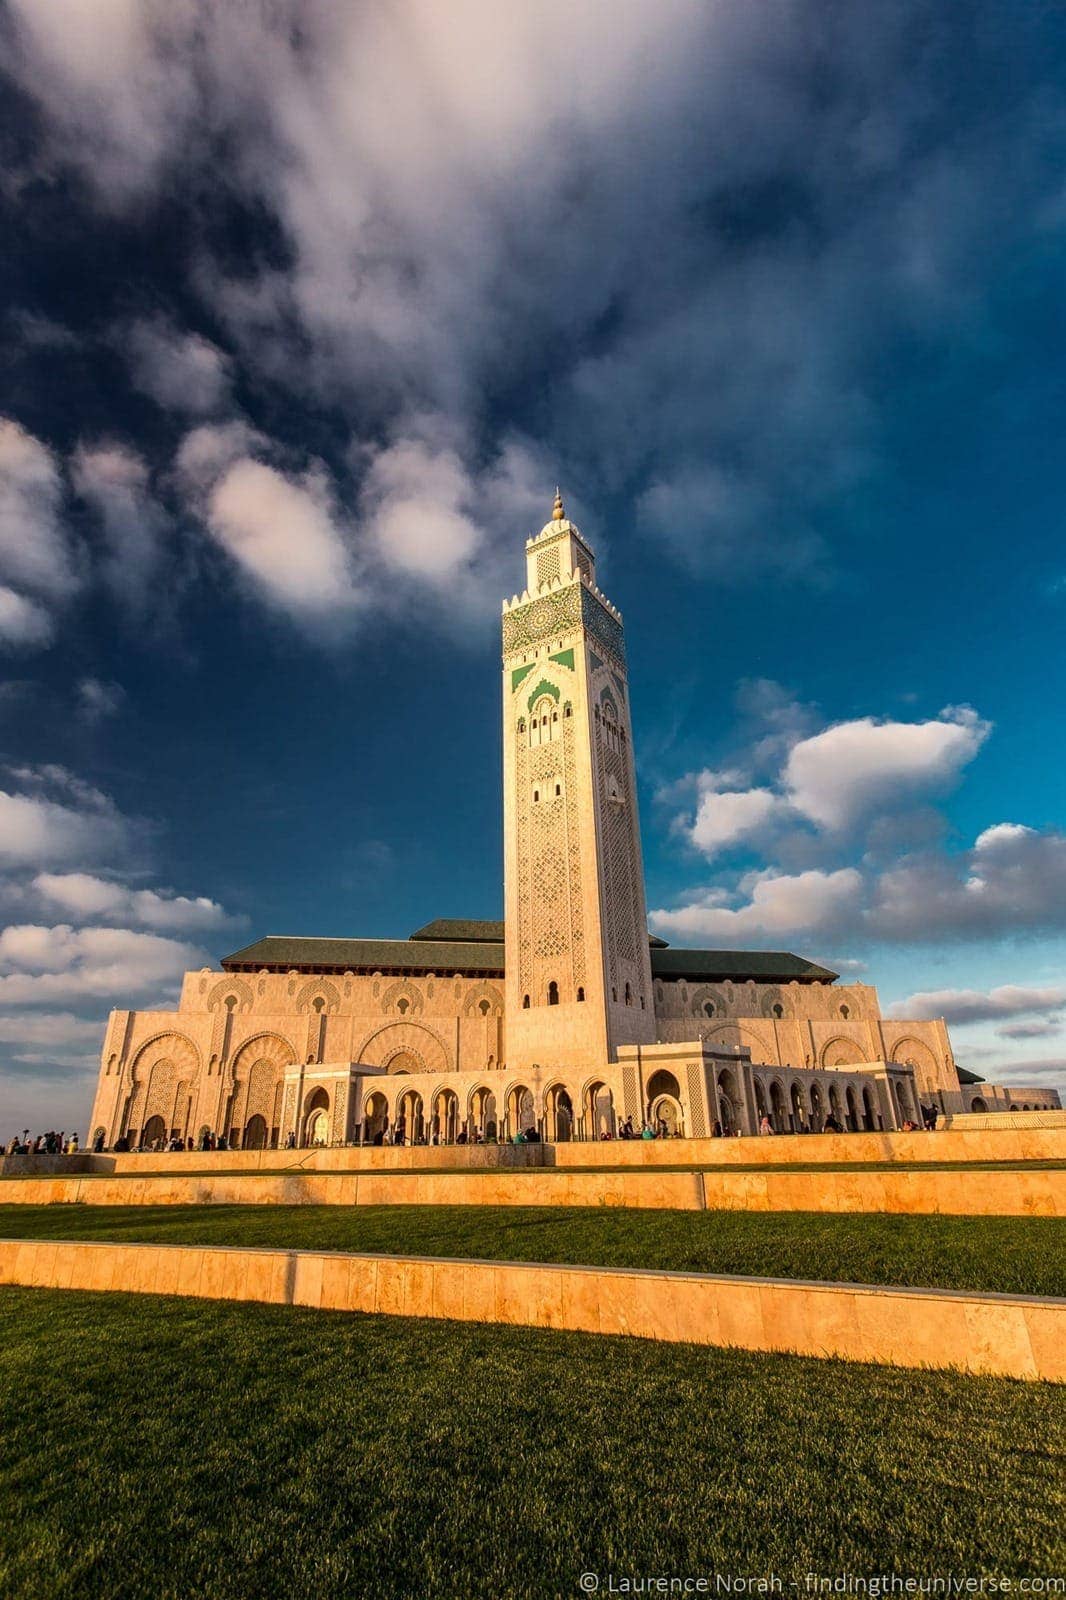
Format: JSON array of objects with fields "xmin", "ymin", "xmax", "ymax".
[
  {"xmin": 7, "ymin": 1, "xmax": 1052, "ymax": 600},
  {"xmin": 204, "ymin": 457, "xmax": 361, "ymax": 620},
  {"xmin": 996, "ymin": 1019, "xmax": 1063, "ymax": 1041},
  {"xmin": 0, "ymin": 1010, "xmax": 105, "ymax": 1055},
  {"xmin": 973, "ymin": 1057, "xmax": 1066, "ymax": 1087},
  {"xmin": 124, "ymin": 316, "xmax": 230, "ymax": 414},
  {"xmin": 173, "ymin": 420, "xmax": 270, "ymax": 494},
  {"xmin": 0, "ymin": 585, "xmax": 54, "ymax": 648},
  {"xmin": 886, "ymin": 984, "xmax": 1066, "ymax": 1025},
  {"xmin": 973, "ymin": 822, "xmax": 1035, "ymax": 852},
  {"xmin": 651, "ymin": 867, "xmax": 864, "ymax": 944},
  {"xmin": 872, "ymin": 824, "xmax": 1066, "ymax": 940},
  {"xmin": 0, "ymin": 785, "xmax": 132, "ymax": 869},
  {"xmin": 784, "ymin": 707, "xmax": 990, "ymax": 832},
  {"xmin": 0, "ymin": 923, "xmax": 206, "ymax": 1006},
  {"xmin": 0, "ymin": 417, "xmax": 81, "ymax": 648},
  {"xmin": 689, "ymin": 784, "xmax": 780, "ymax": 859},
  {"xmin": 33, "ymin": 871, "xmax": 236, "ymax": 933},
  {"xmin": 361, "ymin": 437, "xmax": 482, "ymax": 583},
  {"xmin": 71, "ymin": 441, "xmax": 168, "ymax": 608}
]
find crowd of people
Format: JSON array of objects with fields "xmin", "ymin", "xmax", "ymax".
[
  {"xmin": 5, "ymin": 1101, "xmax": 941, "ymax": 1156},
  {"xmin": 5, "ymin": 1129, "xmax": 82, "ymax": 1155}
]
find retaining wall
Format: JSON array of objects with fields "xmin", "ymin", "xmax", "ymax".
[
  {"xmin": 0, "ymin": 1238, "xmax": 1060, "ymax": 1381},
  {"xmin": 0, "ymin": 1164, "xmax": 1061, "ymax": 1215}
]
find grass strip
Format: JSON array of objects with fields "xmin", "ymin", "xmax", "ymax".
[
  {"xmin": 1, "ymin": 1204, "xmax": 1064, "ymax": 1296},
  {"xmin": 0, "ymin": 1288, "xmax": 1062, "ymax": 1599}
]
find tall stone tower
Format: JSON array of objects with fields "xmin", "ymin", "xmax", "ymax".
[{"xmin": 502, "ymin": 491, "xmax": 656, "ymax": 1073}]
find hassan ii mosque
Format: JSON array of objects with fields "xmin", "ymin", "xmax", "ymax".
[{"xmin": 88, "ymin": 494, "xmax": 1057, "ymax": 1149}]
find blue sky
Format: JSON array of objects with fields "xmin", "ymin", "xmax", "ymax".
[{"xmin": 2, "ymin": 0, "xmax": 1066, "ymax": 1131}]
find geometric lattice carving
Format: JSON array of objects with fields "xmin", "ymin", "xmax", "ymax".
[
  {"xmin": 381, "ymin": 980, "xmax": 425, "ymax": 1017},
  {"xmin": 686, "ymin": 1062, "xmax": 708, "ymax": 1137},
  {"xmin": 820, "ymin": 1036, "xmax": 869, "ymax": 1069},
  {"xmin": 230, "ymin": 1033, "xmax": 297, "ymax": 1079},
  {"xmin": 888, "ymin": 1036, "xmax": 938, "ymax": 1088},
  {"xmin": 461, "ymin": 982, "xmax": 504, "ymax": 1018},
  {"xmin": 206, "ymin": 976, "xmax": 254, "ymax": 1013},
  {"xmin": 130, "ymin": 1032, "xmax": 200, "ymax": 1084},
  {"xmin": 536, "ymin": 546, "xmax": 561, "ymax": 586},
  {"xmin": 294, "ymin": 978, "xmax": 341, "ymax": 1014},
  {"xmin": 502, "ymin": 586, "xmax": 581, "ymax": 654},
  {"xmin": 354, "ymin": 1021, "xmax": 450, "ymax": 1076}
]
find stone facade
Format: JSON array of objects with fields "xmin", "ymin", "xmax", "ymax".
[{"xmin": 87, "ymin": 494, "xmax": 1058, "ymax": 1150}]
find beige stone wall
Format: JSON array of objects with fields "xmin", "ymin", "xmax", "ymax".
[
  {"xmin": 0, "ymin": 1240, "xmax": 1061, "ymax": 1380},
  {"xmin": 1, "ymin": 1165, "xmax": 1060, "ymax": 1215},
  {"xmin": 653, "ymin": 977, "xmax": 957, "ymax": 1096},
  {"xmin": 89, "ymin": 968, "xmax": 506, "ymax": 1149}
]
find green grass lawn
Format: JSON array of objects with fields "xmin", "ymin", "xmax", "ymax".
[
  {"xmin": 0, "ymin": 1289, "xmax": 1062, "ymax": 1600},
  {"xmin": 2, "ymin": 1204, "xmax": 1064, "ymax": 1295}
]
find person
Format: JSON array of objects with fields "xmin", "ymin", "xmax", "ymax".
[
  {"xmin": 92, "ymin": 1129, "xmax": 105, "ymax": 1153},
  {"xmin": 114, "ymin": 1135, "xmax": 129, "ymax": 1152},
  {"xmin": 712, "ymin": 1120, "xmax": 723, "ymax": 1138},
  {"xmin": 68, "ymin": 1132, "xmax": 79, "ymax": 1153},
  {"xmin": 822, "ymin": 1112, "xmax": 842, "ymax": 1133},
  {"xmin": 285, "ymin": 1129, "xmax": 296, "ymax": 1149},
  {"xmin": 640, "ymin": 1121, "xmax": 655, "ymax": 1139},
  {"xmin": 901, "ymin": 1117, "xmax": 919, "ymax": 1132},
  {"xmin": 758, "ymin": 1114, "xmax": 774, "ymax": 1136},
  {"xmin": 927, "ymin": 1103, "xmax": 939, "ymax": 1130}
]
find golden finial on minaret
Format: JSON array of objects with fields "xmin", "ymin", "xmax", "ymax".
[{"xmin": 552, "ymin": 486, "xmax": 564, "ymax": 521}]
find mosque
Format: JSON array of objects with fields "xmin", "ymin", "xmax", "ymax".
[{"xmin": 87, "ymin": 495, "xmax": 1058, "ymax": 1149}]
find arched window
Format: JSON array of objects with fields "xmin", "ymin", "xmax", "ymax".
[
  {"xmin": 522, "ymin": 994, "xmax": 530, "ymax": 1009},
  {"xmin": 554, "ymin": 783, "xmax": 561, "ymax": 797},
  {"xmin": 624, "ymin": 983, "xmax": 632, "ymax": 1006},
  {"xmin": 576, "ymin": 987, "xmax": 585, "ymax": 1002},
  {"xmin": 517, "ymin": 718, "xmax": 526, "ymax": 733},
  {"xmin": 533, "ymin": 789, "xmax": 539, "ymax": 803},
  {"xmin": 478, "ymin": 998, "xmax": 490, "ymax": 1016},
  {"xmin": 703, "ymin": 1001, "xmax": 714, "ymax": 1017},
  {"xmin": 772, "ymin": 1003, "xmax": 783, "ymax": 1018},
  {"xmin": 612, "ymin": 987, "xmax": 617, "ymax": 1002},
  {"xmin": 547, "ymin": 981, "xmax": 559, "ymax": 1006},
  {"xmin": 564, "ymin": 703, "xmax": 572, "ymax": 717}
]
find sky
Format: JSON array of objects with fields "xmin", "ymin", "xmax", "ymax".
[{"xmin": 2, "ymin": 0, "xmax": 1066, "ymax": 1133}]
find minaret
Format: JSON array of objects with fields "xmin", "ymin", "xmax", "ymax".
[{"xmin": 502, "ymin": 490, "xmax": 655, "ymax": 1073}]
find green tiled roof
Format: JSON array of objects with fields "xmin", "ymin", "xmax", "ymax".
[
  {"xmin": 221, "ymin": 936, "xmax": 504, "ymax": 976},
  {"xmin": 649, "ymin": 948, "xmax": 837, "ymax": 984},
  {"xmin": 222, "ymin": 928, "xmax": 835, "ymax": 984},
  {"xmin": 409, "ymin": 919, "xmax": 504, "ymax": 943}
]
